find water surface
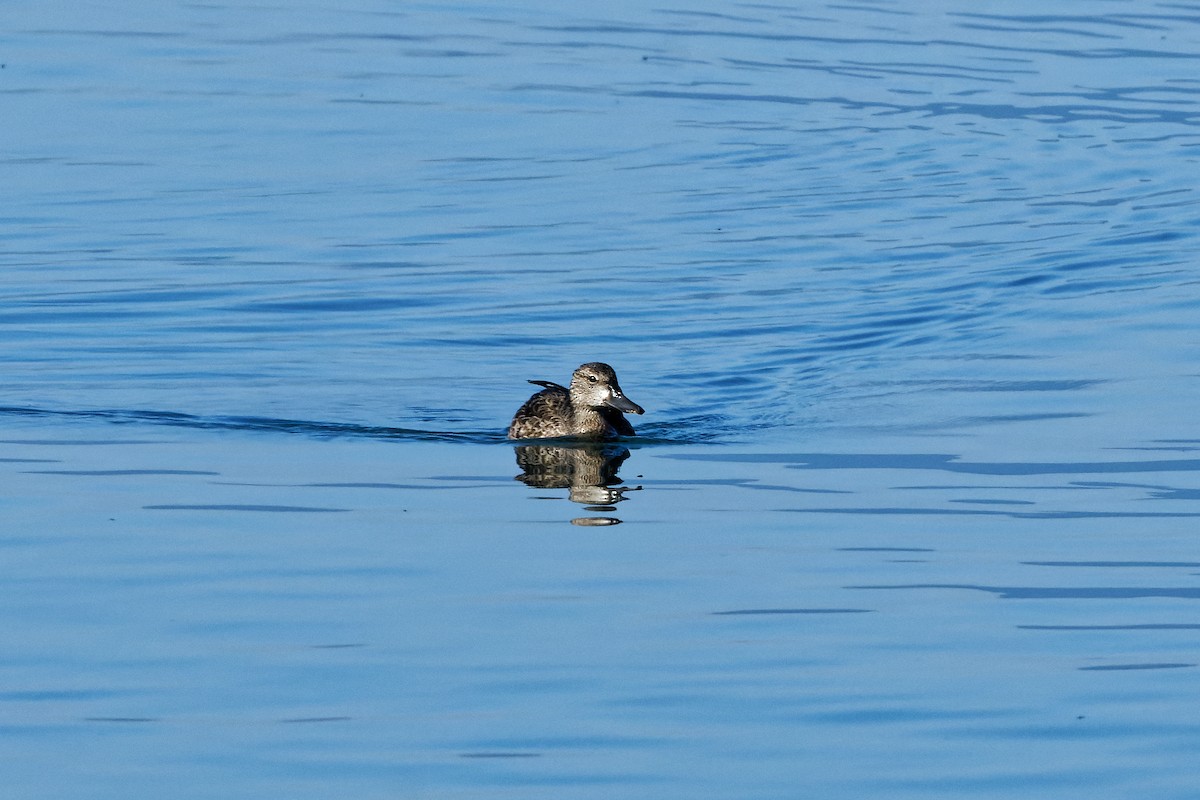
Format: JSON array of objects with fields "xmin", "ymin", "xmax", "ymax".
[{"xmin": 4, "ymin": 1, "xmax": 1200, "ymax": 797}]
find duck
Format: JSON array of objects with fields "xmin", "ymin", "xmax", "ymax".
[{"xmin": 507, "ymin": 362, "xmax": 644, "ymax": 440}]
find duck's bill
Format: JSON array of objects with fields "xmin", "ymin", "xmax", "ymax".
[{"xmin": 606, "ymin": 395, "xmax": 645, "ymax": 415}]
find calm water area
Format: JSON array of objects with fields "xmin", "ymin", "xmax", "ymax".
[{"xmin": 4, "ymin": 1, "xmax": 1200, "ymax": 797}]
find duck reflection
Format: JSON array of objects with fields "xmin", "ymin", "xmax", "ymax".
[{"xmin": 513, "ymin": 443, "xmax": 639, "ymax": 524}]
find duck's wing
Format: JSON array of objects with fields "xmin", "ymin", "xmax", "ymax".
[
  {"xmin": 528, "ymin": 380, "xmax": 568, "ymax": 392},
  {"xmin": 509, "ymin": 381, "xmax": 573, "ymax": 439}
]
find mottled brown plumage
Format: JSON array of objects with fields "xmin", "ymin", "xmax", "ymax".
[{"xmin": 507, "ymin": 362, "xmax": 644, "ymax": 440}]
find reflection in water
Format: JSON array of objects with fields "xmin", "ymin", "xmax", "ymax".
[{"xmin": 513, "ymin": 444, "xmax": 639, "ymax": 525}]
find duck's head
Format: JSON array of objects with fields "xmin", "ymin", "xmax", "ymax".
[{"xmin": 570, "ymin": 362, "xmax": 644, "ymax": 415}]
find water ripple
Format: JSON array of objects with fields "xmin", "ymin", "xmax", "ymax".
[{"xmin": 4, "ymin": 2, "xmax": 1198, "ymax": 441}]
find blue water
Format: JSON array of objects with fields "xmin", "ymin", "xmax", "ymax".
[{"xmin": 4, "ymin": 2, "xmax": 1200, "ymax": 797}]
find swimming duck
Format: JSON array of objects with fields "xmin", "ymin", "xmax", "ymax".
[{"xmin": 507, "ymin": 362, "xmax": 644, "ymax": 440}]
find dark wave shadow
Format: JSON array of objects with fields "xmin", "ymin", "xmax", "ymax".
[
  {"xmin": 0, "ymin": 405, "xmax": 719, "ymax": 446},
  {"xmin": 849, "ymin": 583, "xmax": 1200, "ymax": 600},
  {"xmin": 665, "ymin": 451, "xmax": 1200, "ymax": 475},
  {"xmin": 0, "ymin": 405, "xmax": 503, "ymax": 444}
]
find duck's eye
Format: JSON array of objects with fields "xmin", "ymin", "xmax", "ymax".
[{"xmin": 586, "ymin": 375, "xmax": 598, "ymax": 384}]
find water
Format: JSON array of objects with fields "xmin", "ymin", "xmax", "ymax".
[{"xmin": 4, "ymin": 1, "xmax": 1200, "ymax": 797}]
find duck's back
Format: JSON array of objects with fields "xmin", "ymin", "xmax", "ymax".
[{"xmin": 507, "ymin": 384, "xmax": 574, "ymax": 439}]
